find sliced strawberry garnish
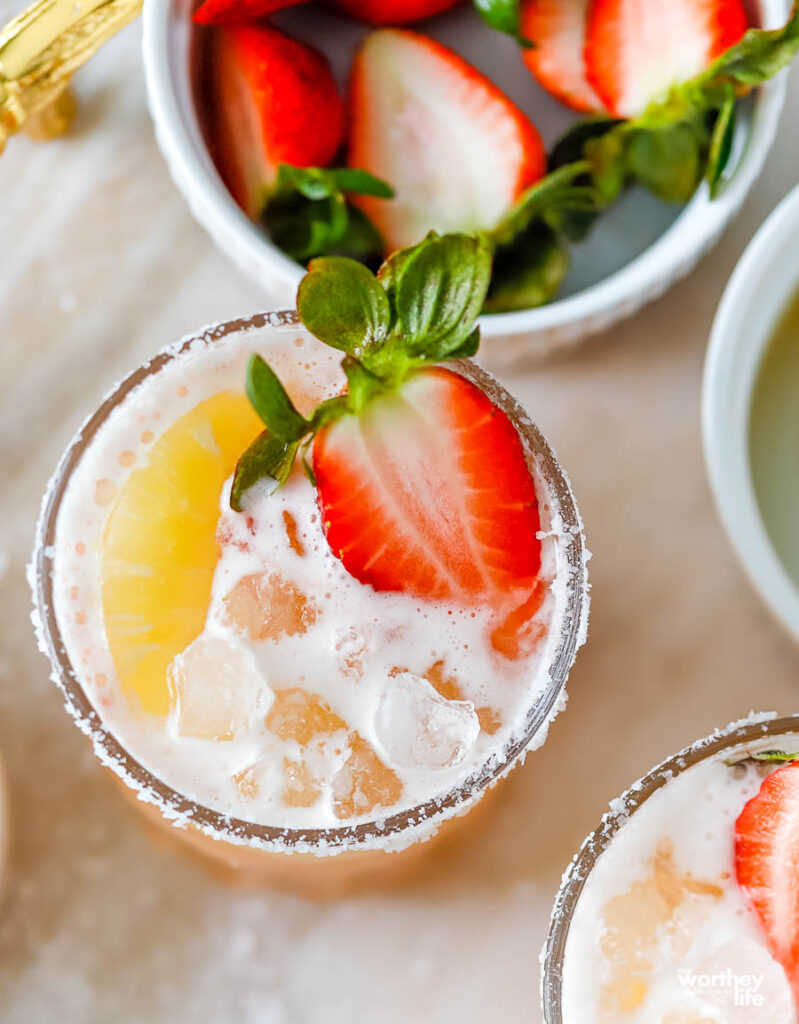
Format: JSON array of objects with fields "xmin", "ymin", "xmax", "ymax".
[
  {"xmin": 520, "ymin": 0, "xmax": 604, "ymax": 113},
  {"xmin": 212, "ymin": 25, "xmax": 344, "ymax": 217},
  {"xmin": 735, "ymin": 761, "xmax": 799, "ymax": 1001},
  {"xmin": 313, "ymin": 366, "xmax": 541, "ymax": 604},
  {"xmin": 194, "ymin": 0, "xmax": 307, "ymax": 26},
  {"xmin": 232, "ymin": 233, "xmax": 550, "ymax": 656},
  {"xmin": 325, "ymin": 0, "xmax": 461, "ymax": 23},
  {"xmin": 585, "ymin": 0, "xmax": 749, "ymax": 118},
  {"xmin": 348, "ymin": 29, "xmax": 546, "ymax": 254}
]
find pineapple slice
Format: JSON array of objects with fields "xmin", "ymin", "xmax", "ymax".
[{"xmin": 101, "ymin": 391, "xmax": 261, "ymax": 715}]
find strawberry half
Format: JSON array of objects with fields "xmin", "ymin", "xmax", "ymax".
[
  {"xmin": 735, "ymin": 761, "xmax": 799, "ymax": 1001},
  {"xmin": 348, "ymin": 29, "xmax": 546, "ymax": 254},
  {"xmin": 521, "ymin": 0, "xmax": 603, "ymax": 113},
  {"xmin": 325, "ymin": 0, "xmax": 461, "ymax": 23},
  {"xmin": 313, "ymin": 366, "xmax": 541, "ymax": 603},
  {"xmin": 194, "ymin": 0, "xmax": 307, "ymax": 26},
  {"xmin": 212, "ymin": 25, "xmax": 344, "ymax": 218},
  {"xmin": 585, "ymin": 0, "xmax": 749, "ymax": 118},
  {"xmin": 231, "ymin": 234, "xmax": 551, "ymax": 658}
]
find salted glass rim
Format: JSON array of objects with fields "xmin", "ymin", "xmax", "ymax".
[
  {"xmin": 541, "ymin": 712, "xmax": 799, "ymax": 1021},
  {"xmin": 32, "ymin": 310, "xmax": 589, "ymax": 853}
]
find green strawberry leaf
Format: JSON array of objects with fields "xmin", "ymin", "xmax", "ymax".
[
  {"xmin": 699, "ymin": 3, "xmax": 799, "ymax": 88},
  {"xmin": 625, "ymin": 119, "xmax": 707, "ymax": 203},
  {"xmin": 549, "ymin": 118, "xmax": 625, "ymax": 170},
  {"xmin": 706, "ymin": 87, "xmax": 737, "ymax": 198},
  {"xmin": 583, "ymin": 128, "xmax": 629, "ymax": 205},
  {"xmin": 490, "ymin": 163, "xmax": 599, "ymax": 248},
  {"xmin": 262, "ymin": 165, "xmax": 393, "ymax": 265},
  {"xmin": 446, "ymin": 326, "xmax": 481, "ymax": 360},
  {"xmin": 230, "ymin": 432, "xmax": 300, "ymax": 512},
  {"xmin": 484, "ymin": 222, "xmax": 569, "ymax": 314},
  {"xmin": 275, "ymin": 165, "xmax": 395, "ymax": 201},
  {"xmin": 246, "ymin": 354, "xmax": 309, "ymax": 442},
  {"xmin": 472, "ymin": 0, "xmax": 533, "ymax": 48},
  {"xmin": 390, "ymin": 233, "xmax": 492, "ymax": 363},
  {"xmin": 297, "ymin": 256, "xmax": 392, "ymax": 356},
  {"xmin": 726, "ymin": 749, "xmax": 799, "ymax": 767}
]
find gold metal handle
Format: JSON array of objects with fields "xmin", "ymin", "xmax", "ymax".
[{"xmin": 0, "ymin": 0, "xmax": 142, "ymax": 153}]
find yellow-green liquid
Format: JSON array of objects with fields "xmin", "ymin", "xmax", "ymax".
[{"xmin": 749, "ymin": 289, "xmax": 799, "ymax": 588}]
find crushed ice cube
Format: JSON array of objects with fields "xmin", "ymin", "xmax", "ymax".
[
  {"xmin": 331, "ymin": 733, "xmax": 403, "ymax": 820},
  {"xmin": 425, "ymin": 660, "xmax": 502, "ymax": 735},
  {"xmin": 168, "ymin": 633, "xmax": 273, "ymax": 741},
  {"xmin": 265, "ymin": 688, "xmax": 347, "ymax": 746},
  {"xmin": 374, "ymin": 672, "xmax": 480, "ymax": 772},
  {"xmin": 232, "ymin": 765, "xmax": 259, "ymax": 799},
  {"xmin": 221, "ymin": 572, "xmax": 318, "ymax": 641},
  {"xmin": 282, "ymin": 758, "xmax": 322, "ymax": 808}
]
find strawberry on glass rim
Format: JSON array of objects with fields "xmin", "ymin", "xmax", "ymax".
[
  {"xmin": 230, "ymin": 231, "xmax": 545, "ymax": 657},
  {"xmin": 736, "ymin": 755, "xmax": 799, "ymax": 1006}
]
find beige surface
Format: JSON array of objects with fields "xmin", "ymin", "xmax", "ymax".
[{"xmin": 0, "ymin": 15, "xmax": 798, "ymax": 1023}]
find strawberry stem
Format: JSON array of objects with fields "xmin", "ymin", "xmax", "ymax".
[{"xmin": 230, "ymin": 232, "xmax": 493, "ymax": 507}]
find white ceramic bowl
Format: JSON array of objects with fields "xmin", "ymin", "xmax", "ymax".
[
  {"xmin": 703, "ymin": 182, "xmax": 799, "ymax": 644},
  {"xmin": 144, "ymin": 0, "xmax": 790, "ymax": 361}
]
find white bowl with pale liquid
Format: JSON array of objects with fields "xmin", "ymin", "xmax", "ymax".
[
  {"xmin": 703, "ymin": 181, "xmax": 799, "ymax": 644},
  {"xmin": 142, "ymin": 0, "xmax": 791, "ymax": 362}
]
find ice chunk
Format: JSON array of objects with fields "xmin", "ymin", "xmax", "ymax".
[
  {"xmin": 476, "ymin": 707, "xmax": 502, "ymax": 735},
  {"xmin": 282, "ymin": 758, "xmax": 322, "ymax": 808},
  {"xmin": 331, "ymin": 733, "xmax": 403, "ymax": 820},
  {"xmin": 266, "ymin": 688, "xmax": 347, "ymax": 746},
  {"xmin": 599, "ymin": 841, "xmax": 724, "ymax": 1016},
  {"xmin": 168, "ymin": 633, "xmax": 272, "ymax": 741},
  {"xmin": 222, "ymin": 572, "xmax": 317, "ymax": 641},
  {"xmin": 232, "ymin": 766, "xmax": 259, "ymax": 799},
  {"xmin": 425, "ymin": 660, "xmax": 501, "ymax": 735},
  {"xmin": 375, "ymin": 672, "xmax": 480, "ymax": 772}
]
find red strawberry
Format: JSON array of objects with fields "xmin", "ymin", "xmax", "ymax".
[
  {"xmin": 735, "ymin": 761, "xmax": 799, "ymax": 1001},
  {"xmin": 348, "ymin": 30, "xmax": 546, "ymax": 254},
  {"xmin": 521, "ymin": 0, "xmax": 603, "ymax": 113},
  {"xmin": 313, "ymin": 367, "xmax": 542, "ymax": 609},
  {"xmin": 585, "ymin": 0, "xmax": 749, "ymax": 118},
  {"xmin": 212, "ymin": 25, "xmax": 344, "ymax": 217},
  {"xmin": 325, "ymin": 0, "xmax": 462, "ymax": 23},
  {"xmin": 194, "ymin": 0, "xmax": 308, "ymax": 27}
]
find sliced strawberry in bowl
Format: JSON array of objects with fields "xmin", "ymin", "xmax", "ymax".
[
  {"xmin": 193, "ymin": 0, "xmax": 308, "ymax": 26},
  {"xmin": 585, "ymin": 0, "xmax": 750, "ymax": 118},
  {"xmin": 313, "ymin": 366, "xmax": 542, "ymax": 603},
  {"xmin": 735, "ymin": 761, "xmax": 799, "ymax": 1002},
  {"xmin": 520, "ymin": 0, "xmax": 604, "ymax": 113},
  {"xmin": 211, "ymin": 25, "xmax": 344, "ymax": 218},
  {"xmin": 325, "ymin": 0, "xmax": 462, "ymax": 24},
  {"xmin": 348, "ymin": 29, "xmax": 546, "ymax": 254}
]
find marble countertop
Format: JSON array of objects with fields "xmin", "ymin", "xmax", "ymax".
[{"xmin": 1, "ymin": 13, "xmax": 798, "ymax": 1023}]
